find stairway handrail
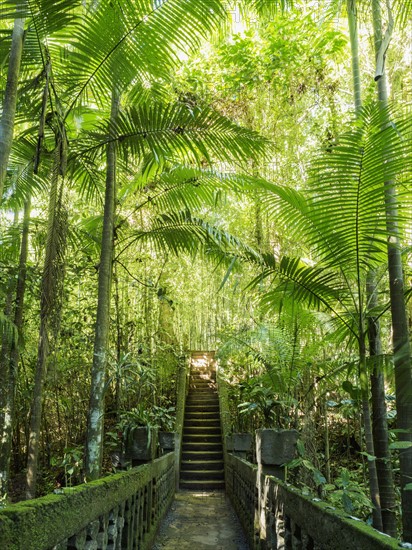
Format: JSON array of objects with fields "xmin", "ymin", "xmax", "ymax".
[{"xmin": 0, "ymin": 453, "xmax": 175, "ymax": 550}]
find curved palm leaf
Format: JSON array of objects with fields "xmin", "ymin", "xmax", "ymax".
[
  {"xmin": 118, "ymin": 209, "xmax": 261, "ymax": 263},
  {"xmin": 58, "ymin": 0, "xmax": 227, "ymax": 116},
  {"xmin": 306, "ymin": 104, "xmax": 411, "ymax": 272},
  {"xmin": 75, "ymin": 100, "xmax": 271, "ymax": 168}
]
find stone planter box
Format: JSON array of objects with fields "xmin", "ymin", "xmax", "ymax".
[
  {"xmin": 232, "ymin": 433, "xmax": 252, "ymax": 452},
  {"xmin": 256, "ymin": 428, "xmax": 299, "ymax": 479},
  {"xmin": 226, "ymin": 433, "xmax": 252, "ymax": 459},
  {"xmin": 159, "ymin": 431, "xmax": 177, "ymax": 453},
  {"xmin": 226, "ymin": 435, "xmax": 235, "ymax": 452},
  {"xmin": 125, "ymin": 427, "xmax": 158, "ymax": 463},
  {"xmin": 226, "ymin": 433, "xmax": 253, "ymax": 455}
]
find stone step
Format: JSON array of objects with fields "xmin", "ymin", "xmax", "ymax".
[
  {"xmin": 189, "ymin": 369, "xmax": 215, "ymax": 381},
  {"xmin": 186, "ymin": 404, "xmax": 218, "ymax": 411},
  {"xmin": 179, "ymin": 479, "xmax": 225, "ymax": 491},
  {"xmin": 180, "ymin": 460, "xmax": 223, "ymax": 471},
  {"xmin": 181, "ymin": 449, "xmax": 223, "ymax": 461},
  {"xmin": 182, "ymin": 434, "xmax": 222, "ymax": 444},
  {"xmin": 189, "ymin": 378, "xmax": 215, "ymax": 384},
  {"xmin": 184, "ymin": 418, "xmax": 221, "ymax": 427},
  {"xmin": 184, "ymin": 416, "xmax": 220, "ymax": 424},
  {"xmin": 180, "ymin": 469, "xmax": 224, "ymax": 481},
  {"xmin": 188, "ymin": 391, "xmax": 216, "ymax": 397},
  {"xmin": 182, "ymin": 441, "xmax": 223, "ymax": 452},
  {"xmin": 186, "ymin": 396, "xmax": 217, "ymax": 402},
  {"xmin": 185, "ymin": 411, "xmax": 219, "ymax": 418},
  {"xmin": 186, "ymin": 394, "xmax": 217, "ymax": 399},
  {"xmin": 185, "ymin": 404, "xmax": 219, "ymax": 412},
  {"xmin": 183, "ymin": 425, "xmax": 221, "ymax": 435}
]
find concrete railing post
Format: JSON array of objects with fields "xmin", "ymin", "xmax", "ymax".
[{"xmin": 256, "ymin": 429, "xmax": 299, "ymax": 481}]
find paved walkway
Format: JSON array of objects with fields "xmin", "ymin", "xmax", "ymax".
[{"xmin": 152, "ymin": 491, "xmax": 250, "ymax": 549}]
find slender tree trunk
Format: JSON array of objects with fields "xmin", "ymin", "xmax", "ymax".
[
  {"xmin": 0, "ymin": 197, "xmax": 31, "ymax": 498},
  {"xmin": 346, "ymin": 0, "xmax": 362, "ymax": 112},
  {"xmin": 367, "ymin": 271, "xmax": 397, "ymax": 536},
  {"xmin": 360, "ymin": 353, "xmax": 383, "ymax": 531},
  {"xmin": 0, "ymin": 18, "xmax": 25, "ymax": 201},
  {"xmin": 114, "ymin": 264, "xmax": 122, "ymax": 417},
  {"xmin": 26, "ymin": 157, "xmax": 66, "ymax": 499},
  {"xmin": 85, "ymin": 88, "xmax": 120, "ymax": 480},
  {"xmin": 0, "ymin": 211, "xmax": 18, "ymax": 454},
  {"xmin": 372, "ymin": 0, "xmax": 412, "ymax": 540},
  {"xmin": 324, "ymin": 398, "xmax": 331, "ymax": 484}
]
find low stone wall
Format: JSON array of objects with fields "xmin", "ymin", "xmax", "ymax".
[
  {"xmin": 0, "ymin": 453, "xmax": 175, "ymax": 550},
  {"xmin": 226, "ymin": 453, "xmax": 401, "ymax": 550}
]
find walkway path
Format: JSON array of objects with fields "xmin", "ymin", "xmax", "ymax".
[{"xmin": 152, "ymin": 491, "xmax": 250, "ymax": 550}]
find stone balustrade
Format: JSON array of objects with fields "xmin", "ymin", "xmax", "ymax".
[
  {"xmin": 0, "ymin": 452, "xmax": 175, "ymax": 550},
  {"xmin": 226, "ymin": 452, "xmax": 402, "ymax": 550}
]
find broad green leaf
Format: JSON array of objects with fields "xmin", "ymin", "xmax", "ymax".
[{"xmin": 389, "ymin": 441, "xmax": 412, "ymax": 450}]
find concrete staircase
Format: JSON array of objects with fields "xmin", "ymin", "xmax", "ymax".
[{"xmin": 180, "ymin": 352, "xmax": 225, "ymax": 491}]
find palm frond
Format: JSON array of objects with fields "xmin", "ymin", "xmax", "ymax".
[
  {"xmin": 76, "ymin": 100, "xmax": 271, "ymax": 168},
  {"xmin": 60, "ymin": 0, "xmax": 227, "ymax": 116},
  {"xmin": 306, "ymin": 103, "xmax": 412, "ymax": 272},
  {"xmin": 118, "ymin": 209, "xmax": 260, "ymax": 263},
  {"xmin": 241, "ymin": 0, "xmax": 294, "ymax": 16},
  {"xmin": 392, "ymin": 0, "xmax": 412, "ymax": 28},
  {"xmin": 247, "ymin": 254, "xmax": 357, "ymax": 336}
]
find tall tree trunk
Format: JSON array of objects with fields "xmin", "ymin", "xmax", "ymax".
[
  {"xmin": 0, "ymin": 197, "xmax": 31, "ymax": 498},
  {"xmin": 346, "ymin": 0, "xmax": 362, "ymax": 112},
  {"xmin": 367, "ymin": 271, "xmax": 397, "ymax": 536},
  {"xmin": 372, "ymin": 0, "xmax": 412, "ymax": 541},
  {"xmin": 347, "ymin": 0, "xmax": 396, "ymax": 533},
  {"xmin": 0, "ymin": 18, "xmax": 25, "ymax": 200},
  {"xmin": 360, "ymin": 351, "xmax": 383, "ymax": 531},
  {"xmin": 0, "ymin": 209, "xmax": 19, "ymax": 445},
  {"xmin": 26, "ymin": 156, "xmax": 66, "ymax": 499},
  {"xmin": 85, "ymin": 88, "xmax": 120, "ymax": 480}
]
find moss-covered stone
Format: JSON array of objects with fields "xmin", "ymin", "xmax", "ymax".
[
  {"xmin": 0, "ymin": 453, "xmax": 175, "ymax": 550},
  {"xmin": 226, "ymin": 453, "xmax": 402, "ymax": 550}
]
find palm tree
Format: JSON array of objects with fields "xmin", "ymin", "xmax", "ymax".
[
  {"xmin": 345, "ymin": 0, "xmax": 395, "ymax": 534},
  {"xmin": 80, "ymin": 95, "xmax": 270, "ymax": 478},
  {"xmin": 250, "ymin": 102, "xmax": 412, "ymax": 534},
  {"xmin": 371, "ymin": 0, "xmax": 412, "ymax": 540},
  {"xmin": 39, "ymin": 0, "xmax": 270, "ymax": 480}
]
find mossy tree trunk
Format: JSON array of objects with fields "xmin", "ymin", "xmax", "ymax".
[
  {"xmin": 0, "ymin": 18, "xmax": 25, "ymax": 201},
  {"xmin": 85, "ymin": 88, "xmax": 120, "ymax": 480},
  {"xmin": 0, "ymin": 197, "xmax": 31, "ymax": 498},
  {"xmin": 26, "ymin": 156, "xmax": 67, "ymax": 499}
]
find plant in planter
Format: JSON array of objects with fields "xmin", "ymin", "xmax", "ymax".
[
  {"xmin": 150, "ymin": 405, "xmax": 177, "ymax": 453},
  {"xmin": 119, "ymin": 405, "xmax": 158, "ymax": 464}
]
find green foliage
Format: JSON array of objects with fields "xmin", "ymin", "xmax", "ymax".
[{"xmin": 324, "ymin": 468, "xmax": 373, "ymax": 518}]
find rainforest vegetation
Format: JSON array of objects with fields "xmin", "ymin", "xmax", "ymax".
[{"xmin": 1, "ymin": 0, "xmax": 412, "ymax": 543}]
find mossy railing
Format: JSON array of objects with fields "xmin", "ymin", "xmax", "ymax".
[
  {"xmin": 216, "ymin": 368, "xmax": 232, "ymax": 483},
  {"xmin": 0, "ymin": 452, "xmax": 175, "ymax": 550},
  {"xmin": 226, "ymin": 453, "xmax": 402, "ymax": 550},
  {"xmin": 174, "ymin": 354, "xmax": 190, "ymax": 488}
]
